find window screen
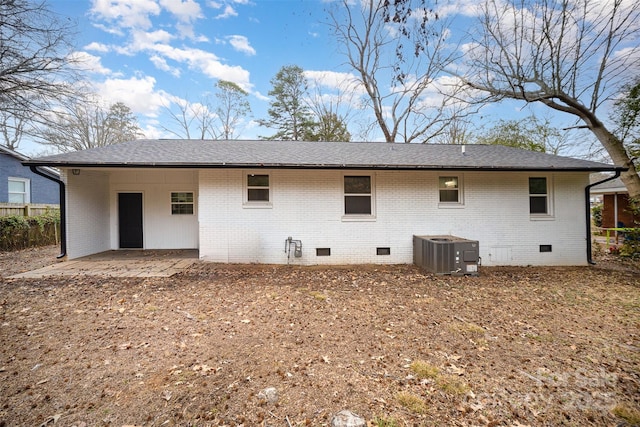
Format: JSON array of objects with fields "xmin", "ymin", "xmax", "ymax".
[
  {"xmin": 171, "ymin": 192, "xmax": 194, "ymax": 215},
  {"xmin": 8, "ymin": 178, "xmax": 29, "ymax": 203},
  {"xmin": 247, "ymin": 174, "xmax": 269, "ymax": 202},
  {"xmin": 529, "ymin": 177, "xmax": 548, "ymax": 214},
  {"xmin": 344, "ymin": 176, "xmax": 371, "ymax": 215},
  {"xmin": 439, "ymin": 176, "xmax": 459, "ymax": 203}
]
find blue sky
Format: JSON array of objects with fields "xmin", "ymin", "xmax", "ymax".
[
  {"xmin": 19, "ymin": 0, "xmax": 633, "ymax": 158},
  {"xmin": 31, "ymin": 0, "xmax": 357, "ymax": 152}
]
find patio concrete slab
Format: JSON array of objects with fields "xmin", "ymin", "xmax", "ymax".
[{"xmin": 7, "ymin": 249, "xmax": 198, "ymax": 279}]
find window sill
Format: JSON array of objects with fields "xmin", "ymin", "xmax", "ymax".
[
  {"xmin": 438, "ymin": 203, "xmax": 465, "ymax": 209},
  {"xmin": 341, "ymin": 215, "xmax": 377, "ymax": 222},
  {"xmin": 243, "ymin": 202, "xmax": 273, "ymax": 209},
  {"xmin": 529, "ymin": 214, "xmax": 555, "ymax": 221}
]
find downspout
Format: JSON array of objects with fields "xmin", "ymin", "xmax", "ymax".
[
  {"xmin": 585, "ymin": 170, "xmax": 621, "ymax": 265},
  {"xmin": 29, "ymin": 166, "xmax": 66, "ymax": 259}
]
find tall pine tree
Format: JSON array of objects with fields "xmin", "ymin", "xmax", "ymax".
[{"xmin": 258, "ymin": 65, "xmax": 313, "ymax": 140}]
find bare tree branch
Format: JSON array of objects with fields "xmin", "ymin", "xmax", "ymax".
[
  {"xmin": 160, "ymin": 96, "xmax": 219, "ymax": 140},
  {"xmin": 461, "ymin": 0, "xmax": 640, "ymax": 196},
  {"xmin": 0, "ymin": 0, "xmax": 84, "ymax": 149},
  {"xmin": 329, "ymin": 0, "xmax": 471, "ymax": 143},
  {"xmin": 36, "ymin": 95, "xmax": 143, "ymax": 152},
  {"xmin": 215, "ymin": 80, "xmax": 251, "ymax": 140}
]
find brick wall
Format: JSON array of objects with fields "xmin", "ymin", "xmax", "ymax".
[
  {"xmin": 62, "ymin": 167, "xmax": 591, "ymax": 265},
  {"xmin": 602, "ymin": 193, "xmax": 639, "ymax": 228},
  {"xmin": 199, "ymin": 169, "xmax": 590, "ymax": 266}
]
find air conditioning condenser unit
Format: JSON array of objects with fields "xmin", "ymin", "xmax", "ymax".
[{"xmin": 413, "ymin": 235, "xmax": 480, "ymax": 276}]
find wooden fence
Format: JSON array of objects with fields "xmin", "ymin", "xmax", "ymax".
[{"xmin": 0, "ymin": 203, "xmax": 60, "ymax": 217}]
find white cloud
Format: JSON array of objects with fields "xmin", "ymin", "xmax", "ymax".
[
  {"xmin": 436, "ymin": 0, "xmax": 481, "ymax": 18},
  {"xmin": 305, "ymin": 70, "xmax": 353, "ymax": 87},
  {"xmin": 69, "ymin": 51, "xmax": 111, "ymax": 75},
  {"xmin": 303, "ymin": 70, "xmax": 369, "ymax": 117},
  {"xmin": 103, "ymin": 23, "xmax": 252, "ymax": 88},
  {"xmin": 148, "ymin": 44, "xmax": 252, "ymax": 89},
  {"xmin": 141, "ymin": 121, "xmax": 166, "ymax": 139},
  {"xmin": 199, "ymin": 58, "xmax": 251, "ymax": 89},
  {"xmin": 159, "ymin": 0, "xmax": 202, "ymax": 22},
  {"xmin": 174, "ymin": 22, "xmax": 197, "ymax": 40},
  {"xmin": 149, "ymin": 55, "xmax": 182, "ymax": 77},
  {"xmin": 91, "ymin": 22, "xmax": 125, "ymax": 36},
  {"xmin": 91, "ymin": 0, "xmax": 205, "ymax": 40},
  {"xmin": 226, "ymin": 35, "xmax": 256, "ymax": 56},
  {"xmin": 159, "ymin": 0, "xmax": 204, "ymax": 39},
  {"xmin": 84, "ymin": 42, "xmax": 110, "ymax": 53},
  {"xmin": 253, "ymin": 91, "xmax": 270, "ymax": 102},
  {"xmin": 117, "ymin": 28, "xmax": 173, "ymax": 55},
  {"xmin": 86, "ymin": 0, "xmax": 255, "ymax": 111},
  {"xmin": 95, "ymin": 76, "xmax": 171, "ymax": 117},
  {"xmin": 612, "ymin": 46, "xmax": 640, "ymax": 75},
  {"xmin": 417, "ymin": 75, "xmax": 468, "ymax": 109},
  {"xmin": 304, "ymin": 70, "xmax": 363, "ymax": 95},
  {"xmin": 216, "ymin": 5, "xmax": 238, "ymax": 19},
  {"xmin": 132, "ymin": 29, "xmax": 175, "ymax": 47},
  {"xmin": 90, "ymin": 0, "xmax": 161, "ymax": 30}
]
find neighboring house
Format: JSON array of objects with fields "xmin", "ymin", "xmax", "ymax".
[
  {"xmin": 590, "ymin": 174, "xmax": 639, "ymax": 228},
  {"xmin": 24, "ymin": 140, "xmax": 622, "ymax": 266},
  {"xmin": 0, "ymin": 145, "xmax": 59, "ymax": 205}
]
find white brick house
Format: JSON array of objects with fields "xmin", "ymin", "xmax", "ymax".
[{"xmin": 25, "ymin": 140, "xmax": 623, "ymax": 266}]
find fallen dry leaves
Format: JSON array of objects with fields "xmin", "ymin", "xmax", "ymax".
[{"xmin": 0, "ymin": 246, "xmax": 639, "ymax": 426}]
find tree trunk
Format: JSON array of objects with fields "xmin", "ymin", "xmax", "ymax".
[{"xmin": 591, "ymin": 123, "xmax": 640, "ymax": 199}]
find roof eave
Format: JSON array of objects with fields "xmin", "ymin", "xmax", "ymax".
[
  {"xmin": 1, "ymin": 145, "xmax": 31, "ymax": 161},
  {"xmin": 22, "ymin": 160, "xmax": 625, "ymax": 172}
]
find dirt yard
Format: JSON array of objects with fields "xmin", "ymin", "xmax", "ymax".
[{"xmin": 1, "ymin": 246, "xmax": 639, "ymax": 427}]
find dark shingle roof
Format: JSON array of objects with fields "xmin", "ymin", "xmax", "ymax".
[
  {"xmin": 2, "ymin": 145, "xmax": 60, "ymax": 177},
  {"xmin": 1, "ymin": 145, "xmax": 30, "ymax": 161},
  {"xmin": 591, "ymin": 176, "xmax": 635, "ymax": 193},
  {"xmin": 24, "ymin": 139, "xmax": 622, "ymax": 171}
]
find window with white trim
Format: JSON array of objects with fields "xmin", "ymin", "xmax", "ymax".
[
  {"xmin": 244, "ymin": 173, "xmax": 271, "ymax": 207},
  {"xmin": 171, "ymin": 192, "xmax": 194, "ymax": 215},
  {"xmin": 344, "ymin": 175, "xmax": 374, "ymax": 216},
  {"xmin": 529, "ymin": 177, "xmax": 547, "ymax": 214},
  {"xmin": 8, "ymin": 177, "xmax": 30, "ymax": 203},
  {"xmin": 529, "ymin": 176, "xmax": 553, "ymax": 217},
  {"xmin": 438, "ymin": 176, "xmax": 463, "ymax": 205}
]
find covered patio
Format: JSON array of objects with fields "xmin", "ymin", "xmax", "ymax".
[{"xmin": 7, "ymin": 249, "xmax": 198, "ymax": 279}]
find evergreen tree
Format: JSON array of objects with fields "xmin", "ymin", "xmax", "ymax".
[
  {"xmin": 259, "ymin": 65, "xmax": 313, "ymax": 140},
  {"xmin": 304, "ymin": 112, "xmax": 351, "ymax": 142},
  {"xmin": 612, "ymin": 78, "xmax": 640, "ymax": 168}
]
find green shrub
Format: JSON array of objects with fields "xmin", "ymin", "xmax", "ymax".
[
  {"xmin": 0, "ymin": 211, "xmax": 60, "ymax": 251},
  {"xmin": 591, "ymin": 203, "xmax": 603, "ymax": 228},
  {"xmin": 619, "ymin": 198, "xmax": 640, "ymax": 258}
]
